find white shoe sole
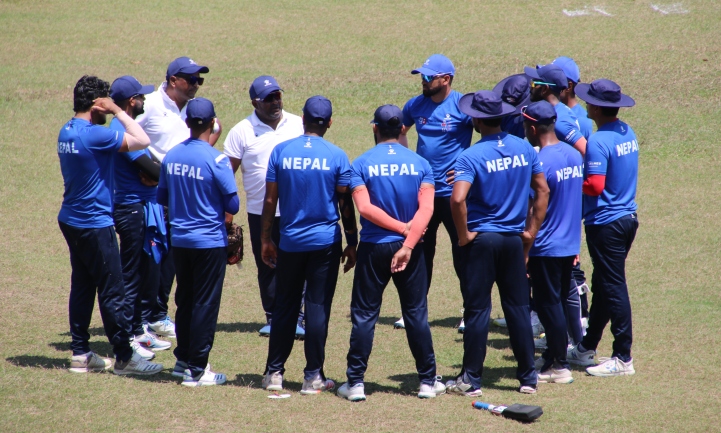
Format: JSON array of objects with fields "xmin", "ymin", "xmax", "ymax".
[
  {"xmin": 264, "ymin": 384, "xmax": 283, "ymax": 391},
  {"xmin": 418, "ymin": 391, "xmax": 445, "ymax": 398},
  {"xmin": 68, "ymin": 366, "xmax": 110, "ymax": 373},
  {"xmin": 586, "ymin": 368, "xmax": 635, "ymax": 377},
  {"xmin": 182, "ymin": 378, "xmax": 226, "ymax": 387},
  {"xmin": 538, "ymin": 375, "xmax": 574, "ymax": 384},
  {"xmin": 342, "ymin": 394, "xmax": 366, "ymax": 402},
  {"xmin": 114, "ymin": 367, "xmax": 162, "ymax": 376}
]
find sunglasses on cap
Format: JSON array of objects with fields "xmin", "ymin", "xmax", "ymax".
[
  {"xmin": 175, "ymin": 73, "xmax": 204, "ymax": 86},
  {"xmin": 530, "ymin": 80, "xmax": 556, "ymax": 89},
  {"xmin": 422, "ymin": 74, "xmax": 449, "ymax": 83},
  {"xmin": 256, "ymin": 92, "xmax": 282, "ymax": 103}
]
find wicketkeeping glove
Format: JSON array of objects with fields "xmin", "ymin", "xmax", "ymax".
[{"xmin": 227, "ymin": 223, "xmax": 244, "ymax": 265}]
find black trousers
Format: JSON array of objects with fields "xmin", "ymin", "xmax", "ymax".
[
  {"xmin": 460, "ymin": 232, "xmax": 537, "ymax": 389},
  {"xmin": 346, "ymin": 241, "xmax": 437, "ymax": 386},
  {"xmin": 265, "ymin": 243, "xmax": 341, "ymax": 380},
  {"xmin": 581, "ymin": 213, "xmax": 638, "ymax": 362},
  {"xmin": 58, "ymin": 222, "xmax": 132, "ymax": 362},
  {"xmin": 113, "ymin": 202, "xmax": 161, "ymax": 336},
  {"xmin": 173, "ymin": 246, "xmax": 227, "ymax": 378},
  {"xmin": 528, "ymin": 256, "xmax": 575, "ymax": 370},
  {"xmin": 422, "ymin": 196, "xmax": 465, "ymax": 294}
]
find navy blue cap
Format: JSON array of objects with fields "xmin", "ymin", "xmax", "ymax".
[
  {"xmin": 109, "ymin": 76, "xmax": 154, "ymax": 102},
  {"xmin": 166, "ymin": 57, "xmax": 209, "ymax": 81},
  {"xmin": 186, "ymin": 97, "xmax": 216, "ymax": 125},
  {"xmin": 371, "ymin": 104, "xmax": 403, "ymax": 128},
  {"xmin": 250, "ymin": 75, "xmax": 282, "ymax": 100},
  {"xmin": 411, "ymin": 54, "xmax": 455, "ymax": 76},
  {"xmin": 303, "ymin": 95, "xmax": 332, "ymax": 125},
  {"xmin": 492, "ymin": 73, "xmax": 531, "ymax": 114},
  {"xmin": 552, "ymin": 56, "xmax": 580, "ymax": 83},
  {"xmin": 521, "ymin": 101, "xmax": 557, "ymax": 124},
  {"xmin": 524, "ymin": 64, "xmax": 569, "ymax": 90},
  {"xmin": 575, "ymin": 79, "xmax": 635, "ymax": 108},
  {"xmin": 459, "ymin": 90, "xmax": 516, "ymax": 119}
]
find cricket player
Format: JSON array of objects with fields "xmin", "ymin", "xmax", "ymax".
[
  {"xmin": 492, "ymin": 73, "xmax": 532, "ymax": 139},
  {"xmin": 337, "ymin": 104, "xmax": 445, "ymax": 402},
  {"xmin": 525, "ymin": 64, "xmax": 588, "ymax": 156},
  {"xmin": 448, "ymin": 90, "xmax": 549, "ymax": 396},
  {"xmin": 223, "ymin": 75, "xmax": 306, "ymax": 338},
  {"xmin": 109, "ymin": 76, "xmax": 171, "ymax": 360},
  {"xmin": 567, "ymin": 79, "xmax": 639, "ymax": 377},
  {"xmin": 260, "ymin": 96, "xmax": 358, "ymax": 394},
  {"xmin": 553, "ymin": 56, "xmax": 594, "ymax": 139},
  {"xmin": 58, "ymin": 75, "xmax": 162, "ymax": 376},
  {"xmin": 522, "ymin": 101, "xmax": 583, "ymax": 385},
  {"xmin": 158, "ymin": 98, "xmax": 239, "ymax": 386},
  {"xmin": 397, "ymin": 54, "xmax": 474, "ymax": 331}
]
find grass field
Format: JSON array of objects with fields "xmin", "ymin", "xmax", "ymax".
[{"xmin": 1, "ymin": 0, "xmax": 720, "ymax": 432}]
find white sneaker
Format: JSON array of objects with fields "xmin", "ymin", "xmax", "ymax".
[
  {"xmin": 182, "ymin": 364, "xmax": 226, "ymax": 387},
  {"xmin": 135, "ymin": 330, "xmax": 172, "ymax": 351},
  {"xmin": 492, "ymin": 317, "xmax": 507, "ymax": 327},
  {"xmin": 394, "ymin": 317, "xmax": 405, "ymax": 329},
  {"xmin": 457, "ymin": 319, "xmax": 465, "ymax": 334},
  {"xmin": 586, "ymin": 357, "xmax": 635, "ymax": 377},
  {"xmin": 519, "ymin": 384, "xmax": 537, "ymax": 394},
  {"xmin": 130, "ymin": 339, "xmax": 156, "ymax": 361},
  {"xmin": 301, "ymin": 373, "xmax": 335, "ymax": 395},
  {"xmin": 418, "ymin": 376, "xmax": 446, "ymax": 398},
  {"xmin": 567, "ymin": 344, "xmax": 596, "ymax": 366},
  {"xmin": 538, "ymin": 365, "xmax": 574, "ymax": 384},
  {"xmin": 262, "ymin": 371, "xmax": 283, "ymax": 391},
  {"xmin": 68, "ymin": 352, "xmax": 112, "ymax": 373},
  {"xmin": 534, "ymin": 335, "xmax": 547, "ymax": 350},
  {"xmin": 445, "ymin": 376, "xmax": 483, "ymax": 397},
  {"xmin": 337, "ymin": 382, "xmax": 366, "ymax": 402},
  {"xmin": 147, "ymin": 316, "xmax": 176, "ymax": 338},
  {"xmin": 530, "ymin": 311, "xmax": 544, "ymax": 337},
  {"xmin": 113, "ymin": 352, "xmax": 163, "ymax": 376}
]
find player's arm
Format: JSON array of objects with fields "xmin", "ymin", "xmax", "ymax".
[
  {"xmin": 337, "ymin": 186, "xmax": 358, "ymax": 273},
  {"xmin": 132, "ymin": 153, "xmax": 161, "ymax": 184},
  {"xmin": 398, "ymin": 125, "xmax": 413, "ymax": 148},
  {"xmin": 450, "ymin": 180, "xmax": 476, "ymax": 246},
  {"xmin": 390, "ymin": 183, "xmax": 434, "ymax": 273},
  {"xmin": 582, "ymin": 175, "xmax": 606, "ymax": 196},
  {"xmin": 352, "ymin": 186, "xmax": 409, "ymax": 236},
  {"xmin": 572, "ymin": 136, "xmax": 587, "ymax": 157},
  {"xmin": 91, "ymin": 98, "xmax": 151, "ymax": 152},
  {"xmin": 259, "ymin": 181, "xmax": 279, "ymax": 268},
  {"xmin": 522, "ymin": 172, "xmax": 550, "ymax": 259}
]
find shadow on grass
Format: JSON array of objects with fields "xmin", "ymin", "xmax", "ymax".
[
  {"xmin": 215, "ymin": 322, "xmax": 266, "ymax": 334},
  {"xmin": 48, "ymin": 341, "xmax": 115, "ymax": 358},
  {"xmin": 428, "ymin": 316, "xmax": 460, "ymax": 329},
  {"xmin": 6, "ymin": 355, "xmax": 67, "ymax": 369},
  {"xmin": 376, "ymin": 316, "xmax": 398, "ymax": 327},
  {"xmin": 59, "ymin": 327, "xmax": 106, "ymax": 337},
  {"xmin": 229, "ymin": 373, "xmax": 302, "ymax": 391}
]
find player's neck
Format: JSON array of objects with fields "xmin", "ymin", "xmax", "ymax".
[
  {"xmin": 74, "ymin": 111, "xmax": 92, "ymax": 122},
  {"xmin": 479, "ymin": 126, "xmax": 503, "ymax": 137},
  {"xmin": 546, "ymin": 94, "xmax": 560, "ymax": 106},
  {"xmin": 594, "ymin": 117, "xmax": 618, "ymax": 129},
  {"xmin": 377, "ymin": 138, "xmax": 399, "ymax": 145},
  {"xmin": 537, "ymin": 133, "xmax": 560, "ymax": 150},
  {"xmin": 564, "ymin": 96, "xmax": 578, "ymax": 109},
  {"xmin": 430, "ymin": 86, "xmax": 452, "ymax": 104}
]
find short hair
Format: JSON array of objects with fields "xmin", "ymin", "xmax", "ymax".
[
  {"xmin": 601, "ymin": 106, "xmax": 620, "ymax": 117},
  {"xmin": 73, "ymin": 75, "xmax": 110, "ymax": 113},
  {"xmin": 480, "ymin": 117, "xmax": 503, "ymax": 128},
  {"xmin": 534, "ymin": 122, "xmax": 556, "ymax": 134},
  {"xmin": 303, "ymin": 121, "xmax": 329, "ymax": 136},
  {"xmin": 377, "ymin": 117, "xmax": 403, "ymax": 140}
]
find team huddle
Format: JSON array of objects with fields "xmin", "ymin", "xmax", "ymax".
[{"xmin": 56, "ymin": 53, "xmax": 639, "ymax": 399}]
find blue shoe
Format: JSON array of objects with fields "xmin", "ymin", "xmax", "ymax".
[
  {"xmin": 258, "ymin": 324, "xmax": 271, "ymax": 337},
  {"xmin": 295, "ymin": 323, "xmax": 305, "ymax": 340}
]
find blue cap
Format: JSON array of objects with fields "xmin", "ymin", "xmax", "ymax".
[
  {"xmin": 371, "ymin": 104, "xmax": 403, "ymax": 128},
  {"xmin": 524, "ymin": 64, "xmax": 568, "ymax": 90},
  {"xmin": 186, "ymin": 97, "xmax": 216, "ymax": 125},
  {"xmin": 166, "ymin": 57, "xmax": 209, "ymax": 81},
  {"xmin": 521, "ymin": 101, "xmax": 557, "ymax": 124},
  {"xmin": 303, "ymin": 95, "xmax": 332, "ymax": 125},
  {"xmin": 411, "ymin": 54, "xmax": 455, "ymax": 76},
  {"xmin": 575, "ymin": 79, "xmax": 635, "ymax": 108},
  {"xmin": 459, "ymin": 90, "xmax": 516, "ymax": 119},
  {"xmin": 552, "ymin": 56, "xmax": 580, "ymax": 83},
  {"xmin": 492, "ymin": 73, "xmax": 531, "ymax": 114},
  {"xmin": 109, "ymin": 76, "xmax": 154, "ymax": 102},
  {"xmin": 250, "ymin": 75, "xmax": 282, "ymax": 100}
]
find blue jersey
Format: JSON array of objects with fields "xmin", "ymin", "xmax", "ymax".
[
  {"xmin": 554, "ymin": 102, "xmax": 583, "ymax": 147},
  {"xmin": 350, "ymin": 143, "xmax": 434, "ymax": 243},
  {"xmin": 455, "ymin": 133, "xmax": 542, "ymax": 234},
  {"xmin": 571, "ymin": 103, "xmax": 593, "ymax": 140},
  {"xmin": 266, "ymin": 135, "xmax": 351, "ymax": 252},
  {"xmin": 529, "ymin": 144, "xmax": 583, "ymax": 257},
  {"xmin": 57, "ymin": 118, "xmax": 124, "ymax": 228},
  {"xmin": 110, "ymin": 118, "xmax": 157, "ymax": 205},
  {"xmin": 501, "ymin": 113, "xmax": 526, "ymax": 139},
  {"xmin": 583, "ymin": 120, "xmax": 639, "ymax": 225},
  {"xmin": 402, "ymin": 90, "xmax": 473, "ymax": 197},
  {"xmin": 159, "ymin": 138, "xmax": 238, "ymax": 248}
]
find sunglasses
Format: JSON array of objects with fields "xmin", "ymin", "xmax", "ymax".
[
  {"xmin": 175, "ymin": 73, "xmax": 204, "ymax": 86},
  {"xmin": 530, "ymin": 80, "xmax": 556, "ymax": 89},
  {"xmin": 422, "ymin": 74, "xmax": 448, "ymax": 83},
  {"xmin": 256, "ymin": 92, "xmax": 282, "ymax": 103}
]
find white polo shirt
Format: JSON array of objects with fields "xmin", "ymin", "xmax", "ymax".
[
  {"xmin": 136, "ymin": 82, "xmax": 190, "ymax": 161},
  {"xmin": 223, "ymin": 110, "xmax": 303, "ymax": 215}
]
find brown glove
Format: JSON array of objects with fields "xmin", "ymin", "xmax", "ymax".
[{"xmin": 227, "ymin": 223, "xmax": 244, "ymax": 265}]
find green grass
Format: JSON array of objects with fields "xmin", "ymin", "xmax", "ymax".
[{"xmin": 1, "ymin": 0, "xmax": 721, "ymax": 431}]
